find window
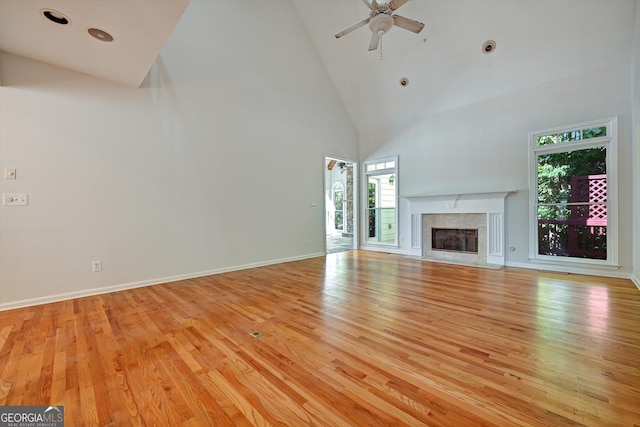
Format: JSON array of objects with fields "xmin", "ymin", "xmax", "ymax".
[
  {"xmin": 333, "ymin": 182, "xmax": 344, "ymax": 231},
  {"xmin": 529, "ymin": 118, "xmax": 618, "ymax": 267},
  {"xmin": 364, "ymin": 157, "xmax": 398, "ymax": 245}
]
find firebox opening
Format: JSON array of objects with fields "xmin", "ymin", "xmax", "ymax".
[{"xmin": 432, "ymin": 228, "xmax": 479, "ymax": 253}]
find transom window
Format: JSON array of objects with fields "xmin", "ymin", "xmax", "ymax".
[{"xmin": 529, "ymin": 118, "xmax": 618, "ymax": 267}]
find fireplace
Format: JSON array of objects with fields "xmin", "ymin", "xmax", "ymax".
[
  {"xmin": 432, "ymin": 228, "xmax": 479, "ymax": 253},
  {"xmin": 403, "ymin": 191, "xmax": 512, "ymax": 266},
  {"xmin": 423, "ymin": 213, "xmax": 486, "ymax": 263}
]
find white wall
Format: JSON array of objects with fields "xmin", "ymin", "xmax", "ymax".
[
  {"xmin": 632, "ymin": 0, "xmax": 640, "ymax": 288},
  {"xmin": 360, "ymin": 60, "xmax": 634, "ymax": 277},
  {"xmin": 0, "ymin": 0, "xmax": 359, "ymax": 309}
]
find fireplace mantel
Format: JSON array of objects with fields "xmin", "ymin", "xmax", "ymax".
[
  {"xmin": 402, "ymin": 191, "xmax": 515, "ymax": 209},
  {"xmin": 402, "ymin": 190, "xmax": 516, "ymax": 265}
]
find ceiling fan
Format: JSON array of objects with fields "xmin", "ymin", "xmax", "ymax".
[{"xmin": 335, "ymin": 0, "xmax": 425, "ymax": 54}]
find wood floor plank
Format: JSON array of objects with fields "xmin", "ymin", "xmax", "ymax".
[{"xmin": 1, "ymin": 251, "xmax": 640, "ymax": 426}]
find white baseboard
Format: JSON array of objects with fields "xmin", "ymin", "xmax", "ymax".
[
  {"xmin": 362, "ymin": 249, "xmax": 636, "ymax": 282},
  {"xmin": 505, "ymin": 261, "xmax": 632, "ymax": 280},
  {"xmin": 4, "ymin": 251, "xmax": 635, "ymax": 312},
  {"xmin": 0, "ymin": 252, "xmax": 325, "ymax": 312},
  {"xmin": 359, "ymin": 245, "xmax": 408, "ymax": 255}
]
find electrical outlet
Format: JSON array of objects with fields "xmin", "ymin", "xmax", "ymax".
[
  {"xmin": 92, "ymin": 260, "xmax": 102, "ymax": 272},
  {"xmin": 2, "ymin": 193, "xmax": 28, "ymax": 206}
]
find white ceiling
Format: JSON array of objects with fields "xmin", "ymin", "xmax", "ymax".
[
  {"xmin": 0, "ymin": 0, "xmax": 190, "ymax": 87},
  {"xmin": 0, "ymin": 0, "xmax": 636, "ymax": 135},
  {"xmin": 293, "ymin": 0, "xmax": 637, "ymax": 134}
]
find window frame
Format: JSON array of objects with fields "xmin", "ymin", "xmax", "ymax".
[
  {"xmin": 528, "ymin": 117, "xmax": 619, "ymax": 268},
  {"xmin": 363, "ymin": 156, "xmax": 399, "ymax": 248}
]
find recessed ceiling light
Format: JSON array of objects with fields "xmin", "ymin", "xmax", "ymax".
[
  {"xmin": 87, "ymin": 28, "xmax": 114, "ymax": 42},
  {"xmin": 41, "ymin": 9, "xmax": 70, "ymax": 25},
  {"xmin": 482, "ymin": 40, "xmax": 496, "ymax": 54}
]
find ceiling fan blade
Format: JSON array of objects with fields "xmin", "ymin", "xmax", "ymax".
[
  {"xmin": 393, "ymin": 15, "xmax": 425, "ymax": 34},
  {"xmin": 335, "ymin": 18, "xmax": 371, "ymax": 38},
  {"xmin": 368, "ymin": 31, "xmax": 380, "ymax": 51},
  {"xmin": 388, "ymin": 0, "xmax": 409, "ymax": 11},
  {"xmin": 361, "ymin": 0, "xmax": 377, "ymax": 10}
]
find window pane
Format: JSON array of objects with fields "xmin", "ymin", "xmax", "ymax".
[
  {"xmin": 335, "ymin": 211, "xmax": 343, "ymax": 230},
  {"xmin": 367, "ymin": 208, "xmax": 376, "ymax": 238},
  {"xmin": 367, "ymin": 208, "xmax": 395, "ymax": 243},
  {"xmin": 536, "ymin": 126, "xmax": 607, "ymax": 146},
  {"xmin": 536, "ymin": 145, "xmax": 608, "ymax": 260},
  {"xmin": 537, "ymin": 215, "xmax": 607, "ymax": 259},
  {"xmin": 537, "ymin": 147, "xmax": 607, "ymax": 204},
  {"xmin": 582, "ymin": 126, "xmax": 606, "ymax": 139},
  {"xmin": 379, "ymin": 174, "xmax": 396, "ymax": 208},
  {"xmin": 537, "ymin": 131, "xmax": 578, "ymax": 146},
  {"xmin": 334, "ymin": 191, "xmax": 343, "ymax": 210},
  {"xmin": 368, "ymin": 182, "xmax": 376, "ymax": 208},
  {"xmin": 537, "ymin": 204, "xmax": 571, "ymax": 221},
  {"xmin": 537, "ymin": 200, "xmax": 608, "ymax": 260}
]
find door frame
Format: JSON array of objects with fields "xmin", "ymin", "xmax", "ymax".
[{"xmin": 324, "ymin": 156, "xmax": 358, "ymax": 254}]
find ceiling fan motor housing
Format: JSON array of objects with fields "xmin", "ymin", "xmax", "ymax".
[{"xmin": 369, "ymin": 13, "xmax": 394, "ymax": 35}]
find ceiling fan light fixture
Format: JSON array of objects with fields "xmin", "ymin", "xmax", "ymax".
[
  {"xmin": 369, "ymin": 14, "xmax": 394, "ymax": 35},
  {"xmin": 88, "ymin": 27, "xmax": 114, "ymax": 42},
  {"xmin": 41, "ymin": 9, "xmax": 70, "ymax": 25}
]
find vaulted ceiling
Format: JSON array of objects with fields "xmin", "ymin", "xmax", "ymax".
[
  {"xmin": 294, "ymin": 0, "xmax": 637, "ymax": 134},
  {"xmin": 0, "ymin": 0, "xmax": 636, "ymax": 135}
]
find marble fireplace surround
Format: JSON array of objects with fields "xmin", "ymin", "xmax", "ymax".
[{"xmin": 404, "ymin": 191, "xmax": 512, "ymax": 266}]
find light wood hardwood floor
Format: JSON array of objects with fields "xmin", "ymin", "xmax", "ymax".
[{"xmin": 1, "ymin": 251, "xmax": 639, "ymax": 426}]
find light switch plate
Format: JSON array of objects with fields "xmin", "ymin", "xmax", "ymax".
[
  {"xmin": 4, "ymin": 168, "xmax": 16, "ymax": 179},
  {"xmin": 2, "ymin": 193, "xmax": 28, "ymax": 206}
]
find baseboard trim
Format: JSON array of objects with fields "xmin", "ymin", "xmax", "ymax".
[
  {"xmin": 405, "ymin": 255, "xmax": 503, "ymax": 270},
  {"xmin": 505, "ymin": 261, "xmax": 632, "ymax": 280},
  {"xmin": 632, "ymin": 274, "xmax": 640, "ymax": 291},
  {"xmin": 0, "ymin": 252, "xmax": 325, "ymax": 312},
  {"xmin": 359, "ymin": 245, "xmax": 407, "ymax": 255}
]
